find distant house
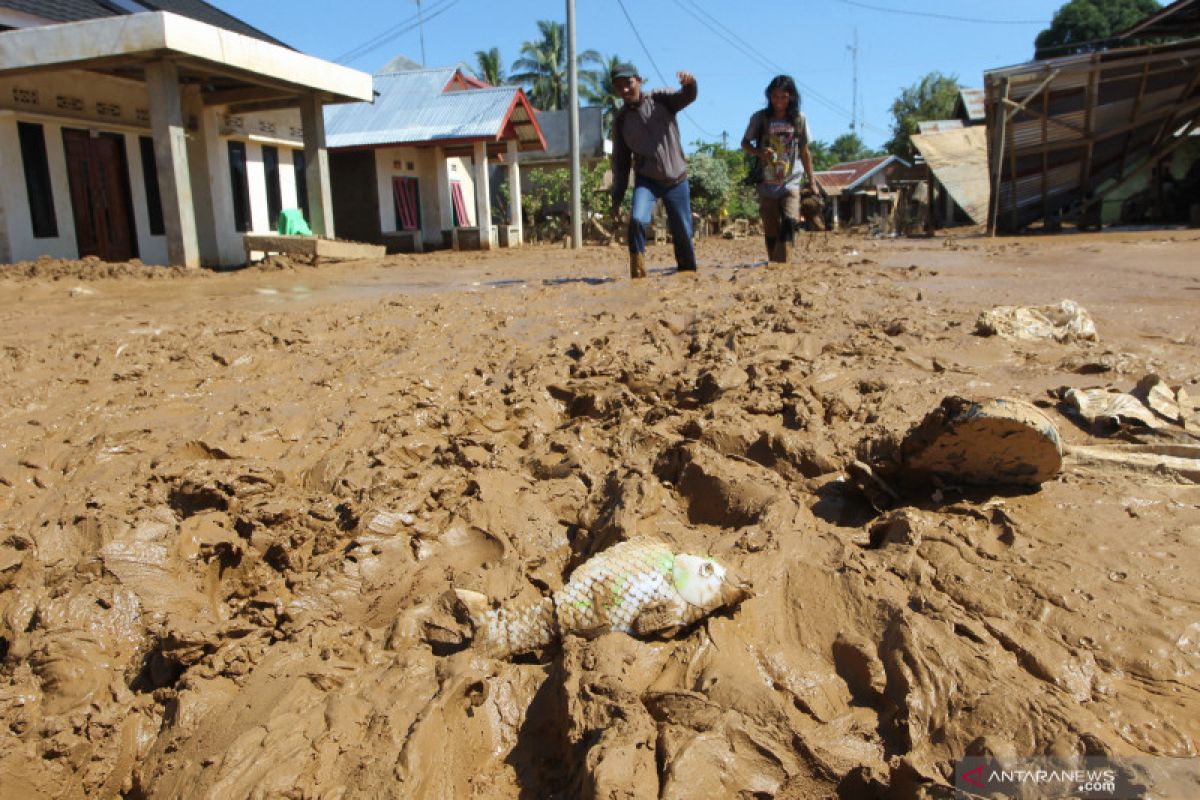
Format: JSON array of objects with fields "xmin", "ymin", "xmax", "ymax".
[
  {"xmin": 0, "ymin": 1, "xmax": 372, "ymax": 267},
  {"xmin": 815, "ymin": 155, "xmax": 911, "ymax": 227},
  {"xmin": 323, "ymin": 65, "xmax": 545, "ymax": 251},
  {"xmin": 518, "ymin": 107, "xmax": 608, "ymax": 175}
]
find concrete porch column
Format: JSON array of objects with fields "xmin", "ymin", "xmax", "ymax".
[
  {"xmin": 506, "ymin": 139, "xmax": 523, "ymax": 246},
  {"xmin": 145, "ymin": 59, "xmax": 200, "ymax": 268},
  {"xmin": 435, "ymin": 145, "xmax": 453, "ymax": 239},
  {"xmin": 473, "ymin": 141, "xmax": 493, "ymax": 250},
  {"xmin": 300, "ymin": 91, "xmax": 334, "ymax": 238}
]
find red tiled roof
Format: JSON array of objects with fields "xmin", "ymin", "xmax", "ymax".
[{"xmin": 814, "ymin": 155, "xmax": 896, "ymax": 194}]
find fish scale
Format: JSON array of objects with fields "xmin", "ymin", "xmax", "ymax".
[{"xmin": 471, "ymin": 538, "xmax": 740, "ymax": 659}]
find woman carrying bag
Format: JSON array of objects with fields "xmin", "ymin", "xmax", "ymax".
[{"xmin": 741, "ymin": 75, "xmax": 820, "ymax": 263}]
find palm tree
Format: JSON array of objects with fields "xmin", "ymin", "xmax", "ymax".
[
  {"xmin": 508, "ymin": 20, "xmax": 602, "ymax": 111},
  {"xmin": 583, "ymin": 54, "xmax": 625, "ymax": 131},
  {"xmin": 474, "ymin": 47, "xmax": 504, "ymax": 87}
]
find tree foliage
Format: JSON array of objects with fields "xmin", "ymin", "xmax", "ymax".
[
  {"xmin": 1034, "ymin": 0, "xmax": 1161, "ymax": 59},
  {"xmin": 809, "ymin": 140, "xmax": 834, "ymax": 172},
  {"xmin": 687, "ymin": 152, "xmax": 732, "ymax": 220},
  {"xmin": 691, "ymin": 140, "xmax": 759, "ymax": 221},
  {"xmin": 830, "ymin": 132, "xmax": 883, "ymax": 165},
  {"xmin": 508, "ymin": 20, "xmax": 602, "ymax": 111},
  {"xmin": 474, "ymin": 47, "xmax": 504, "ymax": 87},
  {"xmin": 583, "ymin": 54, "xmax": 626, "ymax": 131},
  {"xmin": 885, "ymin": 71, "xmax": 962, "ymax": 161},
  {"xmin": 520, "ymin": 163, "xmax": 611, "ymax": 242}
]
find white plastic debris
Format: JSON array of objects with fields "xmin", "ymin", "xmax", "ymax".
[{"xmin": 976, "ymin": 299, "xmax": 1098, "ymax": 343}]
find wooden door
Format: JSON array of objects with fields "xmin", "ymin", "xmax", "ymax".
[
  {"xmin": 392, "ymin": 176, "xmax": 421, "ymax": 231},
  {"xmin": 62, "ymin": 129, "xmax": 137, "ymax": 262}
]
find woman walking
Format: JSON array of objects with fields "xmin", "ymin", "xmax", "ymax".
[{"xmin": 741, "ymin": 75, "xmax": 820, "ymax": 263}]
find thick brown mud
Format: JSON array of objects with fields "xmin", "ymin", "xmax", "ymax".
[{"xmin": 1, "ymin": 231, "xmax": 1198, "ymax": 798}]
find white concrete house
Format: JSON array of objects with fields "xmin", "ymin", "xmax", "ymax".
[
  {"xmin": 324, "ymin": 66, "xmax": 546, "ymax": 251},
  {"xmin": 0, "ymin": 3, "xmax": 372, "ymax": 267}
]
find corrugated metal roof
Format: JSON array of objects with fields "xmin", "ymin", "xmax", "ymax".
[
  {"xmin": 2, "ymin": 0, "xmax": 286, "ymax": 45},
  {"xmin": 911, "ymin": 127, "xmax": 989, "ymax": 224},
  {"xmin": 325, "ymin": 70, "xmax": 545, "ymax": 150},
  {"xmin": 956, "ymin": 88, "xmax": 986, "ymax": 123}
]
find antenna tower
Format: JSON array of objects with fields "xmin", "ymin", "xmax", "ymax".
[{"xmin": 849, "ymin": 28, "xmax": 859, "ymax": 132}]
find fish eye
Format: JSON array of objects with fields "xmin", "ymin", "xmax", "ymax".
[{"xmin": 699, "ymin": 562, "xmax": 714, "ymax": 577}]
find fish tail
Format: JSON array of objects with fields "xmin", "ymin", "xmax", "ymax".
[{"xmin": 467, "ymin": 594, "xmax": 557, "ymax": 658}]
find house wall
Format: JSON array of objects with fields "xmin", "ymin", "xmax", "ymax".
[
  {"xmin": 216, "ymin": 108, "xmax": 306, "ymax": 264},
  {"xmin": 0, "ymin": 70, "xmax": 167, "ymax": 263},
  {"xmin": 370, "ymin": 146, "xmax": 475, "ymax": 246},
  {"xmin": 0, "ymin": 69, "xmax": 311, "ymax": 267}
]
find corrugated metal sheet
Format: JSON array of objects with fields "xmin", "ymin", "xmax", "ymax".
[
  {"xmin": 324, "ymin": 68, "xmax": 543, "ymax": 150},
  {"xmin": 985, "ymin": 37, "xmax": 1200, "ymax": 232},
  {"xmin": 911, "ymin": 127, "xmax": 989, "ymax": 224},
  {"xmin": 957, "ymin": 88, "xmax": 986, "ymax": 123},
  {"xmin": 918, "ymin": 119, "xmax": 964, "ymax": 134}
]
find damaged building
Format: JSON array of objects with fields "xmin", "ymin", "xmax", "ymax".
[{"xmin": 985, "ymin": 0, "xmax": 1200, "ymax": 233}]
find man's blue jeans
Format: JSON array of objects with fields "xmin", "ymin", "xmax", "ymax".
[{"xmin": 628, "ymin": 175, "xmax": 696, "ymax": 271}]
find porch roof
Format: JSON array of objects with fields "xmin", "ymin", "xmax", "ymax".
[{"xmin": 0, "ymin": 11, "xmax": 372, "ymax": 108}]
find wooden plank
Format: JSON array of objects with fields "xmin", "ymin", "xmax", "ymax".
[
  {"xmin": 242, "ymin": 234, "xmax": 385, "ymax": 264},
  {"xmin": 1079, "ymin": 66, "xmax": 1098, "ymax": 203},
  {"xmin": 989, "ymin": 78, "xmax": 1011, "ymax": 236}
]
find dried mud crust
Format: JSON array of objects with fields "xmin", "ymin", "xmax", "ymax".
[
  {"xmin": 0, "ymin": 255, "xmax": 213, "ymax": 282},
  {"xmin": 0, "ymin": 234, "xmax": 1198, "ymax": 799}
]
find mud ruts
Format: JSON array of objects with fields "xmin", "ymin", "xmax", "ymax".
[{"xmin": 457, "ymin": 538, "xmax": 750, "ymax": 658}]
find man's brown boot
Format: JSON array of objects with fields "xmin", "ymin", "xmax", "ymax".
[
  {"xmin": 770, "ymin": 238, "xmax": 791, "ymax": 263},
  {"xmin": 630, "ymin": 252, "xmax": 647, "ymax": 278}
]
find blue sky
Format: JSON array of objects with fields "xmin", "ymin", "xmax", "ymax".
[{"xmin": 211, "ymin": 0, "xmax": 1075, "ymax": 151}]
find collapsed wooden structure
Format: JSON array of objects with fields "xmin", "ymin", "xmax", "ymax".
[{"xmin": 985, "ymin": 36, "xmax": 1200, "ymax": 233}]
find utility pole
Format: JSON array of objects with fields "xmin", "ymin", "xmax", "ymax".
[
  {"xmin": 567, "ymin": 0, "xmax": 582, "ymax": 249},
  {"xmin": 415, "ymin": 0, "xmax": 427, "ymax": 66},
  {"xmin": 848, "ymin": 28, "xmax": 859, "ymax": 133}
]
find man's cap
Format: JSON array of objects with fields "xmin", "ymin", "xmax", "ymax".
[{"xmin": 611, "ymin": 62, "xmax": 640, "ymax": 80}]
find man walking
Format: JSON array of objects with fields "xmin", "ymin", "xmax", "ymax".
[{"xmin": 609, "ymin": 64, "xmax": 698, "ymax": 278}]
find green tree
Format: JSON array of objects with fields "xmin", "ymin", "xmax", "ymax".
[
  {"xmin": 474, "ymin": 47, "xmax": 504, "ymax": 86},
  {"xmin": 583, "ymin": 54, "xmax": 625, "ymax": 131},
  {"xmin": 520, "ymin": 163, "xmax": 612, "ymax": 242},
  {"xmin": 691, "ymin": 139, "xmax": 759, "ymax": 221},
  {"xmin": 687, "ymin": 152, "xmax": 732, "ymax": 220},
  {"xmin": 1034, "ymin": 0, "xmax": 1160, "ymax": 59},
  {"xmin": 885, "ymin": 71, "xmax": 962, "ymax": 161},
  {"xmin": 508, "ymin": 20, "xmax": 602, "ymax": 111},
  {"xmin": 830, "ymin": 132, "xmax": 882, "ymax": 164},
  {"xmin": 809, "ymin": 139, "xmax": 835, "ymax": 172}
]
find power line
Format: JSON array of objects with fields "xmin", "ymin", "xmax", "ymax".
[
  {"xmin": 333, "ymin": 0, "xmax": 460, "ymax": 65},
  {"xmin": 613, "ymin": 0, "xmax": 718, "ymax": 139},
  {"xmin": 834, "ymin": 0, "xmax": 1045, "ymax": 25},
  {"xmin": 671, "ymin": 0, "xmax": 889, "ymax": 136}
]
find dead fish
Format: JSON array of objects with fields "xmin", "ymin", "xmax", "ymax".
[{"xmin": 446, "ymin": 538, "xmax": 751, "ymax": 659}]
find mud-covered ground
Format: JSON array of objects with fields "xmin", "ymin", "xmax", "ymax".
[{"xmin": 1, "ymin": 231, "xmax": 1198, "ymax": 799}]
